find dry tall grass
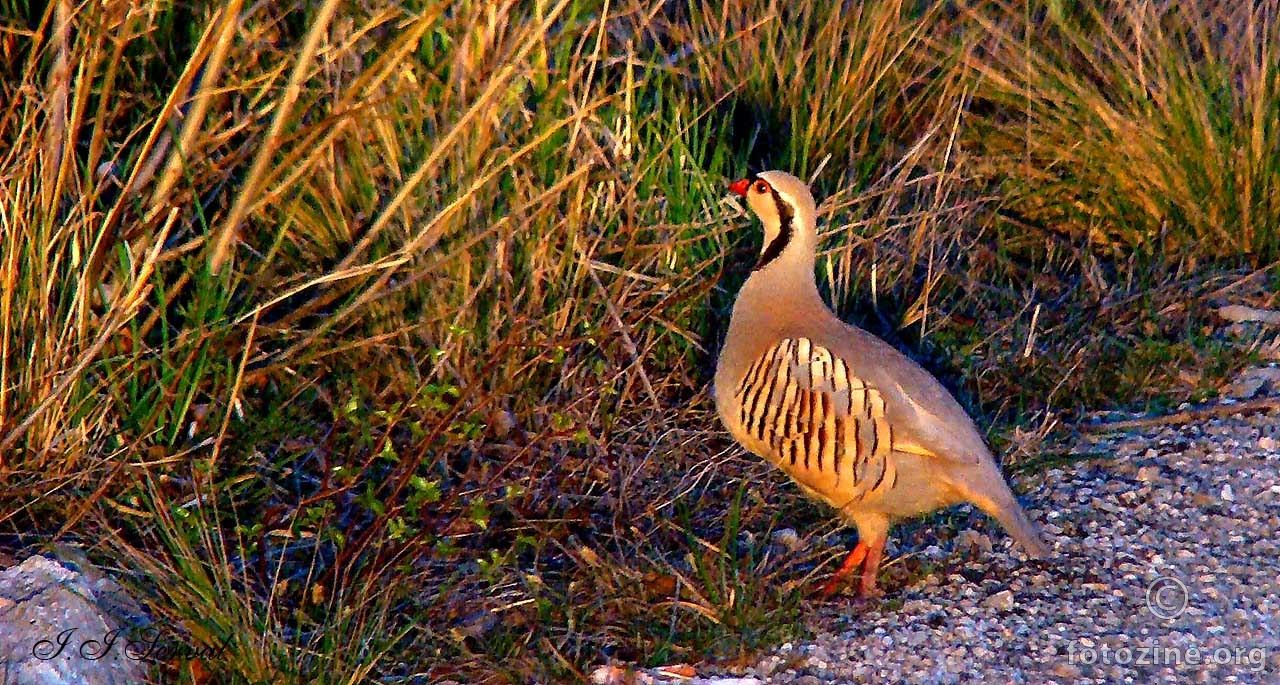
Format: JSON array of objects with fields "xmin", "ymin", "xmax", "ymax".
[{"xmin": 965, "ymin": 0, "xmax": 1280, "ymax": 259}]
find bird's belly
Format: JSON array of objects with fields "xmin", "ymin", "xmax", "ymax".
[{"xmin": 850, "ymin": 454, "xmax": 958, "ymax": 518}]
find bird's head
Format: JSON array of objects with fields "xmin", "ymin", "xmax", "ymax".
[{"xmin": 729, "ymin": 170, "xmax": 817, "ymax": 270}]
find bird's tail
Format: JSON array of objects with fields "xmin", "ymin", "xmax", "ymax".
[{"xmin": 963, "ymin": 479, "xmax": 1051, "ymax": 558}]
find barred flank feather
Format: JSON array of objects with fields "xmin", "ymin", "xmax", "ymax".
[{"xmin": 733, "ymin": 337, "xmax": 898, "ymax": 501}]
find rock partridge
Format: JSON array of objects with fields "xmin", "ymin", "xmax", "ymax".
[{"xmin": 714, "ymin": 170, "xmax": 1049, "ymax": 597}]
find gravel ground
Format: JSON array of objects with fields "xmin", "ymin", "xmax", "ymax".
[{"xmin": 715, "ymin": 406, "xmax": 1280, "ymax": 684}]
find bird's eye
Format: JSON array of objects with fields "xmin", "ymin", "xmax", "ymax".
[{"xmin": 754, "ymin": 181, "xmax": 770, "ymax": 194}]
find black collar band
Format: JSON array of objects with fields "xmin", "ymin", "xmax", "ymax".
[{"xmin": 754, "ymin": 185, "xmax": 794, "ymax": 270}]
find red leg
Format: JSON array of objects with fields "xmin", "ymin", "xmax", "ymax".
[
  {"xmin": 858, "ymin": 536, "xmax": 886, "ymax": 597},
  {"xmin": 817, "ymin": 541, "xmax": 868, "ymax": 598}
]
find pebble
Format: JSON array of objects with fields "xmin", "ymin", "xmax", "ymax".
[
  {"xmin": 981, "ymin": 589, "xmax": 1015, "ymax": 611},
  {"xmin": 1050, "ymin": 664, "xmax": 1083, "ymax": 680},
  {"xmin": 703, "ymin": 408, "xmax": 1280, "ymax": 684}
]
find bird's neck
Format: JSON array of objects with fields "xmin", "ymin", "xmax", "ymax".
[{"xmin": 736, "ymin": 239, "xmax": 826, "ymax": 323}]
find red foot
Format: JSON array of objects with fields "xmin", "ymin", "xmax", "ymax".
[{"xmin": 815, "ymin": 537, "xmax": 885, "ymax": 598}]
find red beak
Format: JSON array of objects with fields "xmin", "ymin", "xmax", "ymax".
[{"xmin": 728, "ymin": 178, "xmax": 751, "ymax": 197}]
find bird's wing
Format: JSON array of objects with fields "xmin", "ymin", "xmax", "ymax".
[
  {"xmin": 822, "ymin": 321, "xmax": 991, "ymax": 467},
  {"xmin": 883, "ymin": 379, "xmax": 988, "ymax": 466}
]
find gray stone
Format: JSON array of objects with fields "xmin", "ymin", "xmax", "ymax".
[{"xmin": 0, "ymin": 555, "xmax": 149, "ymax": 685}]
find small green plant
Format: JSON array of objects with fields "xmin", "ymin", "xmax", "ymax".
[{"xmin": 665, "ymin": 482, "xmax": 808, "ymax": 658}]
